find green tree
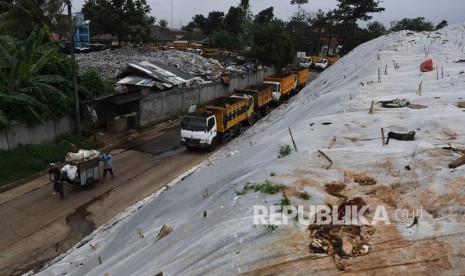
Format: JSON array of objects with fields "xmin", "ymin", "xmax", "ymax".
[
  {"xmin": 286, "ymin": 9, "xmax": 312, "ymax": 54},
  {"xmin": 182, "ymin": 21, "xmax": 197, "ymax": 32},
  {"xmin": 157, "ymin": 19, "xmax": 170, "ymax": 40},
  {"xmin": 435, "ymin": 20, "xmax": 448, "ymax": 30},
  {"xmin": 81, "ymin": 0, "xmax": 114, "ymax": 36},
  {"xmin": 206, "ymin": 12, "xmax": 225, "ymax": 34},
  {"xmin": 389, "ymin": 17, "xmax": 434, "ymax": 32},
  {"xmin": 254, "ymin": 7, "xmax": 274, "ymax": 24},
  {"xmin": 239, "ymin": 0, "xmax": 252, "ymax": 27},
  {"xmin": 238, "ymin": 0, "xmax": 252, "ymax": 50},
  {"xmin": 0, "ymin": 0, "xmax": 13, "ymax": 14},
  {"xmin": 80, "ymin": 69, "xmax": 115, "ymax": 98},
  {"xmin": 187, "ymin": 12, "xmax": 224, "ymax": 35},
  {"xmin": 335, "ymin": 0, "xmax": 385, "ymax": 37},
  {"xmin": 251, "ymin": 19, "xmax": 294, "ymax": 68},
  {"xmin": 207, "ymin": 11, "xmax": 224, "ymax": 29},
  {"xmin": 290, "ymin": 0, "xmax": 308, "ymax": 20},
  {"xmin": 366, "ymin": 20, "xmax": 386, "ymax": 38},
  {"xmin": 80, "ymin": 70, "xmax": 104, "ymax": 100},
  {"xmin": 290, "ymin": 0, "xmax": 308, "ymax": 4},
  {"xmin": 0, "ymin": 27, "xmax": 73, "ymax": 127},
  {"xmin": 158, "ymin": 19, "xmax": 168, "ymax": 29},
  {"xmin": 223, "ymin": 6, "xmax": 244, "ymax": 36},
  {"xmin": 192, "ymin": 14, "xmax": 207, "ymax": 32},
  {"xmin": 82, "ymin": 0, "xmax": 155, "ymax": 45},
  {"xmin": 210, "ymin": 29, "xmax": 235, "ymax": 50},
  {"xmin": 309, "ymin": 9, "xmax": 339, "ymax": 55},
  {"xmin": 0, "ymin": 0, "xmax": 66, "ymax": 40}
]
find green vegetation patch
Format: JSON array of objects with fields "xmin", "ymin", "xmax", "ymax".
[
  {"xmin": 236, "ymin": 179, "xmax": 282, "ymax": 195},
  {"xmin": 0, "ymin": 134, "xmax": 101, "ymax": 186},
  {"xmin": 278, "ymin": 145, "xmax": 292, "ymax": 158}
]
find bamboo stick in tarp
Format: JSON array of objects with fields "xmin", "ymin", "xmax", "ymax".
[{"xmin": 288, "ymin": 127, "xmax": 298, "ymax": 152}]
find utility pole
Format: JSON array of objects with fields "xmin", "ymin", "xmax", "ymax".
[{"xmin": 66, "ymin": 0, "xmax": 81, "ymax": 136}]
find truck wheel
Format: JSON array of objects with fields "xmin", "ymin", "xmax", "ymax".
[
  {"xmin": 247, "ymin": 116, "xmax": 255, "ymax": 126},
  {"xmin": 86, "ymin": 178, "xmax": 95, "ymax": 190},
  {"xmin": 262, "ymin": 105, "xmax": 270, "ymax": 117},
  {"xmin": 209, "ymin": 138, "xmax": 217, "ymax": 152},
  {"xmin": 279, "ymin": 94, "xmax": 289, "ymax": 101},
  {"xmin": 233, "ymin": 126, "xmax": 241, "ymax": 137}
]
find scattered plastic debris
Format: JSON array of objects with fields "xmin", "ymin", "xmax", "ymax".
[{"xmin": 76, "ymin": 47, "xmax": 255, "ymax": 82}]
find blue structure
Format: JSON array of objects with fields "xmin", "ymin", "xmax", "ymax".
[{"xmin": 73, "ymin": 12, "xmax": 90, "ymax": 48}]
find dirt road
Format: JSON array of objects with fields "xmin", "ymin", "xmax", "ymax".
[
  {"xmin": 0, "ymin": 71, "xmax": 319, "ymax": 275},
  {"xmin": 0, "ymin": 121, "xmax": 214, "ymax": 275}
]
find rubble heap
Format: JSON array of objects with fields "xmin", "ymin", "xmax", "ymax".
[{"xmin": 75, "ymin": 47, "xmax": 246, "ymax": 81}]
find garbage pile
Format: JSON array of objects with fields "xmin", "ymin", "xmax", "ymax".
[
  {"xmin": 75, "ymin": 47, "xmax": 253, "ymax": 81},
  {"xmin": 308, "ymin": 223, "xmax": 374, "ymax": 258}
]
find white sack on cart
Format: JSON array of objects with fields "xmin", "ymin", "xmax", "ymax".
[
  {"xmin": 65, "ymin": 149, "xmax": 100, "ymax": 162},
  {"xmin": 61, "ymin": 164, "xmax": 78, "ymax": 181}
]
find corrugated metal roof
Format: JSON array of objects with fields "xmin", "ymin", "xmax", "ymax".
[
  {"xmin": 117, "ymin": 76, "xmax": 157, "ymax": 87},
  {"xmin": 125, "ymin": 61, "xmax": 193, "ymax": 87}
]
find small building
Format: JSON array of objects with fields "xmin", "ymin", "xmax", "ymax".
[
  {"xmin": 151, "ymin": 26, "xmax": 175, "ymax": 45},
  {"xmin": 82, "ymin": 90, "xmax": 145, "ymax": 133},
  {"xmin": 177, "ymin": 31, "xmax": 209, "ymax": 46},
  {"xmin": 82, "ymin": 60, "xmax": 199, "ymax": 133},
  {"xmin": 91, "ymin": 34, "xmax": 119, "ymax": 46},
  {"xmin": 73, "ymin": 12, "xmax": 90, "ymax": 48}
]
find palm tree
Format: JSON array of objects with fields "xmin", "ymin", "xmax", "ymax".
[
  {"xmin": 0, "ymin": 0, "xmax": 65, "ymax": 40},
  {"xmin": 0, "ymin": 26, "xmax": 71, "ymax": 127}
]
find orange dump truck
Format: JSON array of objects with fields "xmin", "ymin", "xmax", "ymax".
[
  {"xmin": 293, "ymin": 67, "xmax": 309, "ymax": 92},
  {"xmin": 262, "ymin": 72, "xmax": 296, "ymax": 101},
  {"xmin": 180, "ymin": 95, "xmax": 254, "ymax": 151},
  {"xmin": 235, "ymin": 84, "xmax": 273, "ymax": 119}
]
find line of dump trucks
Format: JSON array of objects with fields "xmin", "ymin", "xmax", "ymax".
[{"xmin": 180, "ymin": 67, "xmax": 309, "ymax": 151}]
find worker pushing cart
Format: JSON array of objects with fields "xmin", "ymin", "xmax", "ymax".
[{"xmin": 50, "ymin": 149, "xmax": 101, "ymax": 193}]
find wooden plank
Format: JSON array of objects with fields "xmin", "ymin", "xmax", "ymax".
[
  {"xmin": 381, "ymin": 128, "xmax": 385, "ymax": 146},
  {"xmin": 449, "ymin": 155, "xmax": 465, "ymax": 169}
]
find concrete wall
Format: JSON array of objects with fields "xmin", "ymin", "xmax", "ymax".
[
  {"xmin": 140, "ymin": 68, "xmax": 273, "ymax": 126},
  {"xmin": 0, "ymin": 69, "xmax": 273, "ymax": 150},
  {"xmin": 0, "ymin": 116, "xmax": 74, "ymax": 151}
]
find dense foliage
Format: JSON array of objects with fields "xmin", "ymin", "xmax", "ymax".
[
  {"xmin": 82, "ymin": 0, "xmax": 155, "ymax": 45},
  {"xmin": 250, "ymin": 20, "xmax": 294, "ymax": 68},
  {"xmin": 80, "ymin": 69, "xmax": 116, "ymax": 99},
  {"xmin": 0, "ymin": 0, "xmax": 67, "ymax": 40},
  {"xmin": 390, "ymin": 17, "xmax": 435, "ymax": 32},
  {"xmin": 0, "ymin": 27, "xmax": 73, "ymax": 127}
]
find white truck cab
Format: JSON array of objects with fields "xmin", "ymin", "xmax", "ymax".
[
  {"xmin": 180, "ymin": 115, "xmax": 217, "ymax": 150},
  {"xmin": 315, "ymin": 58, "xmax": 328, "ymax": 70},
  {"xmin": 262, "ymin": 81, "xmax": 282, "ymax": 101},
  {"xmin": 297, "ymin": 57, "xmax": 312, "ymax": 68}
]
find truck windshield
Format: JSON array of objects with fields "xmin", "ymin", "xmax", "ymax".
[
  {"xmin": 267, "ymin": 83, "xmax": 279, "ymax": 93},
  {"xmin": 317, "ymin": 58, "xmax": 325, "ymax": 63},
  {"xmin": 298, "ymin": 57, "xmax": 309, "ymax": 63},
  {"xmin": 181, "ymin": 116, "xmax": 207, "ymax": 131}
]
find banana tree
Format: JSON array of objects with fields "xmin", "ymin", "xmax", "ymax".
[{"xmin": 0, "ymin": 26, "xmax": 72, "ymax": 127}]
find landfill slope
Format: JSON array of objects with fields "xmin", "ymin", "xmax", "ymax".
[{"xmin": 37, "ymin": 23, "xmax": 465, "ymax": 275}]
